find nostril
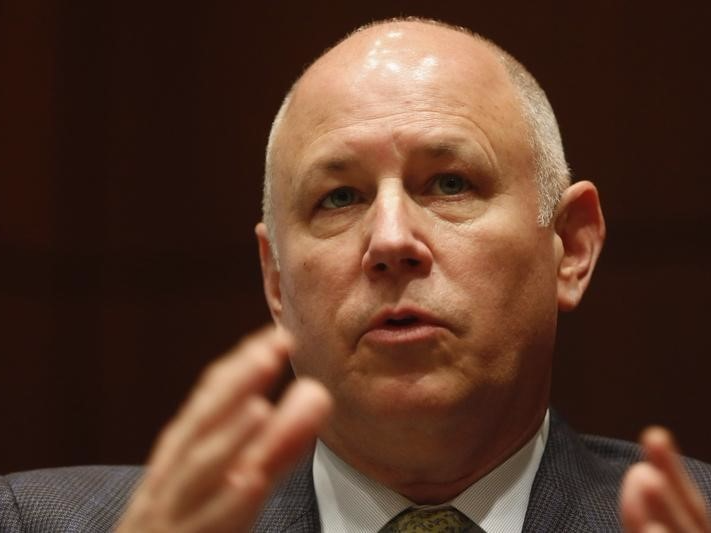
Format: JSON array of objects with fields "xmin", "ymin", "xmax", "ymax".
[
  {"xmin": 405, "ymin": 258, "xmax": 420, "ymax": 267},
  {"xmin": 375, "ymin": 263, "xmax": 387, "ymax": 272}
]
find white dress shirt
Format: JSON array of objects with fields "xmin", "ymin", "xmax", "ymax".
[{"xmin": 313, "ymin": 410, "xmax": 550, "ymax": 532}]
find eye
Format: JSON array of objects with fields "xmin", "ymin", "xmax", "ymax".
[
  {"xmin": 320, "ymin": 187, "xmax": 359, "ymax": 209},
  {"xmin": 432, "ymin": 174, "xmax": 470, "ymax": 195}
]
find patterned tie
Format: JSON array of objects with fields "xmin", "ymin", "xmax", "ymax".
[{"xmin": 379, "ymin": 506, "xmax": 485, "ymax": 532}]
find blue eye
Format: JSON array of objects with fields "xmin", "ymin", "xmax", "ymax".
[
  {"xmin": 321, "ymin": 187, "xmax": 357, "ymax": 209},
  {"xmin": 434, "ymin": 174, "xmax": 468, "ymax": 195}
]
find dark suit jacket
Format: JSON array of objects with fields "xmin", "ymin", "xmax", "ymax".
[{"xmin": 2, "ymin": 413, "xmax": 711, "ymax": 532}]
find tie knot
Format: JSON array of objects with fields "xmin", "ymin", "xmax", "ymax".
[{"xmin": 380, "ymin": 506, "xmax": 481, "ymax": 532}]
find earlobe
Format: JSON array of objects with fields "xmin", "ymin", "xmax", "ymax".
[
  {"xmin": 255, "ymin": 222, "xmax": 283, "ymax": 323},
  {"xmin": 554, "ymin": 181, "xmax": 606, "ymax": 311}
]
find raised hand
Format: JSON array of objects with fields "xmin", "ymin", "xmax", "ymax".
[
  {"xmin": 621, "ymin": 427, "xmax": 711, "ymax": 533},
  {"xmin": 115, "ymin": 326, "xmax": 332, "ymax": 533}
]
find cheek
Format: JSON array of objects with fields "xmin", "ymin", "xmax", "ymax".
[
  {"xmin": 439, "ymin": 222, "xmax": 557, "ymax": 340},
  {"xmin": 280, "ymin": 242, "xmax": 357, "ymax": 306},
  {"xmin": 279, "ymin": 256, "xmax": 329, "ymax": 327},
  {"xmin": 277, "ymin": 240, "xmax": 362, "ymax": 371}
]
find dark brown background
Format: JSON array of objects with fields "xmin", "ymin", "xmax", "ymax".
[{"xmin": 1, "ymin": 1, "xmax": 709, "ymax": 474}]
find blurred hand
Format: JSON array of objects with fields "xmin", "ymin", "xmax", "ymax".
[
  {"xmin": 115, "ymin": 326, "xmax": 332, "ymax": 533},
  {"xmin": 621, "ymin": 427, "xmax": 711, "ymax": 533}
]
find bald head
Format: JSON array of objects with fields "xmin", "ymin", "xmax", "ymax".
[
  {"xmin": 263, "ymin": 18, "xmax": 569, "ymax": 251},
  {"xmin": 253, "ymin": 21, "xmax": 605, "ymax": 492}
]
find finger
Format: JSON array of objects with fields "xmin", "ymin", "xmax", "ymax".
[
  {"xmin": 187, "ymin": 378, "xmax": 332, "ymax": 532},
  {"xmin": 177, "ymin": 327, "xmax": 292, "ymax": 438},
  {"xmin": 641, "ymin": 523, "xmax": 669, "ymax": 533},
  {"xmin": 621, "ymin": 462, "xmax": 649, "ymax": 532},
  {"xmin": 149, "ymin": 326, "xmax": 292, "ymax": 481},
  {"xmin": 159, "ymin": 397, "xmax": 273, "ymax": 519},
  {"xmin": 237, "ymin": 377, "xmax": 333, "ymax": 478},
  {"xmin": 641, "ymin": 427, "xmax": 710, "ymax": 529},
  {"xmin": 621, "ymin": 462, "xmax": 702, "ymax": 533}
]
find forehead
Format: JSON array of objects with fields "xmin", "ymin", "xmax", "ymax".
[
  {"xmin": 294, "ymin": 26, "xmax": 514, "ymax": 123},
  {"xmin": 272, "ymin": 23, "xmax": 532, "ymax": 194}
]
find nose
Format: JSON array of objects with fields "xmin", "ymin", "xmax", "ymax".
[{"xmin": 361, "ymin": 185, "xmax": 433, "ymax": 278}]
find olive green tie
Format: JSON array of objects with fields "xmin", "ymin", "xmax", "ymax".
[{"xmin": 379, "ymin": 506, "xmax": 484, "ymax": 532}]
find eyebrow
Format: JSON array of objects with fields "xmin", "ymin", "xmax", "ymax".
[
  {"xmin": 419, "ymin": 142, "xmax": 462, "ymax": 159},
  {"xmin": 412, "ymin": 140, "xmax": 496, "ymax": 176},
  {"xmin": 323, "ymin": 158, "xmax": 350, "ymax": 172},
  {"xmin": 303, "ymin": 136, "xmax": 496, "ymax": 181},
  {"xmin": 314, "ymin": 142, "xmax": 468, "ymax": 172},
  {"xmin": 296, "ymin": 156, "xmax": 359, "ymax": 196}
]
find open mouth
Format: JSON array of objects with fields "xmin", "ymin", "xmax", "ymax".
[
  {"xmin": 384, "ymin": 315, "xmax": 420, "ymax": 327},
  {"xmin": 363, "ymin": 310, "xmax": 443, "ymax": 345},
  {"xmin": 362, "ymin": 308, "xmax": 444, "ymax": 344}
]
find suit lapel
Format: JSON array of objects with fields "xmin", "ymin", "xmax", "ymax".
[
  {"xmin": 252, "ymin": 454, "xmax": 321, "ymax": 532},
  {"xmin": 523, "ymin": 412, "xmax": 593, "ymax": 531},
  {"xmin": 253, "ymin": 413, "xmax": 635, "ymax": 532},
  {"xmin": 523, "ymin": 411, "xmax": 627, "ymax": 532}
]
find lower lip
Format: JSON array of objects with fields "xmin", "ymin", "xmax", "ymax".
[{"xmin": 362, "ymin": 323, "xmax": 446, "ymax": 345}]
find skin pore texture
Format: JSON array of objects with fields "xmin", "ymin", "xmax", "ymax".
[{"xmin": 256, "ymin": 21, "xmax": 603, "ymax": 503}]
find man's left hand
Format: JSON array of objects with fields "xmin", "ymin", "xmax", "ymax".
[{"xmin": 621, "ymin": 427, "xmax": 711, "ymax": 532}]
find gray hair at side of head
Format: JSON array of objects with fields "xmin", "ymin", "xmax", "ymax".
[
  {"xmin": 262, "ymin": 91, "xmax": 292, "ymax": 262},
  {"xmin": 262, "ymin": 18, "xmax": 571, "ymax": 263},
  {"xmin": 491, "ymin": 45, "xmax": 571, "ymax": 226}
]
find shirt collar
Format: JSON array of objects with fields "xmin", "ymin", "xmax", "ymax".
[{"xmin": 313, "ymin": 410, "xmax": 549, "ymax": 533}]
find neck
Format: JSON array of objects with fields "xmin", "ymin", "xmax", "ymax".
[{"xmin": 321, "ymin": 405, "xmax": 547, "ymax": 504}]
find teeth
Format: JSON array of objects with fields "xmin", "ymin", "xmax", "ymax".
[{"xmin": 386, "ymin": 316, "xmax": 418, "ymax": 326}]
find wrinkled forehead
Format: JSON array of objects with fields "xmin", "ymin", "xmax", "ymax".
[{"xmin": 269, "ymin": 22, "xmax": 531, "ymax": 200}]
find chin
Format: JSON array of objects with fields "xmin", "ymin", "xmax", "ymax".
[{"xmin": 348, "ymin": 371, "xmax": 480, "ymax": 418}]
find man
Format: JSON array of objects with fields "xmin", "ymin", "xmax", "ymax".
[{"xmin": 2, "ymin": 17, "xmax": 710, "ymax": 533}]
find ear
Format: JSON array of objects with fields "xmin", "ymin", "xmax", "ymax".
[
  {"xmin": 554, "ymin": 180, "xmax": 606, "ymax": 311},
  {"xmin": 255, "ymin": 222, "xmax": 283, "ymax": 324}
]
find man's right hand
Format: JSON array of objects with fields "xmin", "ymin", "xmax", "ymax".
[{"xmin": 115, "ymin": 326, "xmax": 332, "ymax": 533}]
